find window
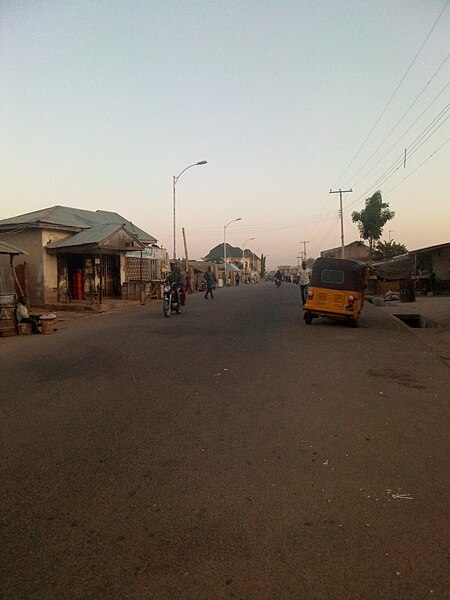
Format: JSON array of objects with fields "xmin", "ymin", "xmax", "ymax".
[{"xmin": 321, "ymin": 269, "xmax": 344, "ymax": 284}]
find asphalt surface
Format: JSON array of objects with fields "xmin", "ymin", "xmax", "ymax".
[{"xmin": 1, "ymin": 282, "xmax": 449, "ymax": 600}]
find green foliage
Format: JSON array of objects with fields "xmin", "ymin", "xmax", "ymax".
[
  {"xmin": 351, "ymin": 190, "xmax": 395, "ymax": 257},
  {"xmin": 373, "ymin": 240, "xmax": 408, "ymax": 260}
]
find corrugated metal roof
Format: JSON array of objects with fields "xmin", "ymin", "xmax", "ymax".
[
  {"xmin": 0, "ymin": 240, "xmax": 28, "ymax": 255},
  {"xmin": 46, "ymin": 224, "xmax": 144, "ymax": 249},
  {"xmin": 410, "ymin": 242, "xmax": 450, "ymax": 254},
  {"xmin": 0, "ymin": 205, "xmax": 156, "ymax": 243}
]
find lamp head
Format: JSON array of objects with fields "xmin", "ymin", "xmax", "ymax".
[{"xmin": 197, "ymin": 161, "xmax": 207, "ymax": 165}]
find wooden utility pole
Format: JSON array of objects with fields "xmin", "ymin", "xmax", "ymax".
[
  {"xmin": 182, "ymin": 227, "xmax": 189, "ymax": 272},
  {"xmin": 329, "ymin": 188, "xmax": 353, "ymax": 258}
]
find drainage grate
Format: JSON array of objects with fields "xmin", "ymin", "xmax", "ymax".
[{"xmin": 393, "ymin": 314, "xmax": 438, "ymax": 328}]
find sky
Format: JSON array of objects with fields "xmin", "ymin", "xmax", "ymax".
[{"xmin": 1, "ymin": 0, "xmax": 449, "ymax": 269}]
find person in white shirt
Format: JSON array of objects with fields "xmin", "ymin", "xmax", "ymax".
[
  {"xmin": 16, "ymin": 296, "xmax": 40, "ymax": 332},
  {"xmin": 298, "ymin": 261, "xmax": 312, "ymax": 305}
]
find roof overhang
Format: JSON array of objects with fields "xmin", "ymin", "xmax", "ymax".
[
  {"xmin": 0, "ymin": 240, "xmax": 28, "ymax": 255},
  {"xmin": 45, "ymin": 225, "xmax": 146, "ymax": 254}
]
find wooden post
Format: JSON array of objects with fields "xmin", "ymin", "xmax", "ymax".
[{"xmin": 182, "ymin": 227, "xmax": 189, "ymax": 272}]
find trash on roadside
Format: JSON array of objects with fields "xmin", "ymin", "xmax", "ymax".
[
  {"xmin": 386, "ymin": 488, "xmax": 413, "ymax": 500},
  {"xmin": 384, "ymin": 290, "xmax": 400, "ymax": 301}
]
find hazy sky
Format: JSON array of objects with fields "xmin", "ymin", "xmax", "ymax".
[{"xmin": 1, "ymin": 0, "xmax": 449, "ymax": 268}]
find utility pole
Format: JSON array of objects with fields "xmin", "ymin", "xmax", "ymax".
[
  {"xmin": 182, "ymin": 227, "xmax": 189, "ymax": 272},
  {"xmin": 299, "ymin": 241, "xmax": 309, "ymax": 262},
  {"xmin": 329, "ymin": 188, "xmax": 353, "ymax": 258}
]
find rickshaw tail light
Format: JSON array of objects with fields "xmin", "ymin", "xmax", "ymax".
[
  {"xmin": 348, "ymin": 294, "xmax": 355, "ymax": 304},
  {"xmin": 307, "ymin": 290, "xmax": 314, "ymax": 298}
]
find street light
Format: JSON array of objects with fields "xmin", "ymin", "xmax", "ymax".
[
  {"xmin": 242, "ymin": 237, "xmax": 255, "ymax": 283},
  {"xmin": 224, "ymin": 218, "xmax": 242, "ymax": 282},
  {"xmin": 172, "ymin": 161, "xmax": 207, "ymax": 259}
]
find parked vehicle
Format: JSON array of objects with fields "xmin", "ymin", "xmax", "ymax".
[
  {"xmin": 163, "ymin": 282, "xmax": 181, "ymax": 318},
  {"xmin": 303, "ymin": 258, "xmax": 368, "ymax": 327}
]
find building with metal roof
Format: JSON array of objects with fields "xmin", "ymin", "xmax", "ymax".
[{"xmin": 0, "ymin": 206, "xmax": 160, "ymax": 306}]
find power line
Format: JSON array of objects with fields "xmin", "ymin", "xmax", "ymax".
[
  {"xmin": 332, "ymin": 0, "xmax": 450, "ymax": 188},
  {"xmin": 343, "ymin": 54, "xmax": 450, "ymax": 188},
  {"xmin": 384, "ymin": 136, "xmax": 450, "ymax": 196},
  {"xmin": 346, "ymin": 104, "xmax": 450, "ymax": 211},
  {"xmin": 351, "ymin": 84, "xmax": 450, "ymax": 190},
  {"xmin": 186, "ymin": 212, "xmax": 338, "ymax": 236}
]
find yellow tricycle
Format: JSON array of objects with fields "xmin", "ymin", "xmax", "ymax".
[{"xmin": 303, "ymin": 258, "xmax": 368, "ymax": 327}]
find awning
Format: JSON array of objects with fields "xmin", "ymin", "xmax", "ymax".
[
  {"xmin": 220, "ymin": 263, "xmax": 240, "ymax": 272},
  {"xmin": 0, "ymin": 240, "xmax": 28, "ymax": 255}
]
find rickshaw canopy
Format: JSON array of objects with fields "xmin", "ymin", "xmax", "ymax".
[{"xmin": 310, "ymin": 258, "xmax": 367, "ymax": 292}]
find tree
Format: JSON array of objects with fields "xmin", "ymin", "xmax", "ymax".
[
  {"xmin": 373, "ymin": 240, "xmax": 408, "ymax": 260},
  {"xmin": 351, "ymin": 190, "xmax": 395, "ymax": 259}
]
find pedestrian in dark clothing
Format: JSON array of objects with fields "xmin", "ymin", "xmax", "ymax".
[{"xmin": 204, "ymin": 266, "xmax": 217, "ymax": 299}]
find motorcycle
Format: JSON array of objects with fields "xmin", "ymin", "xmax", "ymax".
[
  {"xmin": 163, "ymin": 282, "xmax": 181, "ymax": 317},
  {"xmin": 275, "ymin": 278, "xmax": 282, "ymax": 288}
]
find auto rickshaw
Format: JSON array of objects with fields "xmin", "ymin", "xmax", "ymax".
[{"xmin": 303, "ymin": 258, "xmax": 369, "ymax": 327}]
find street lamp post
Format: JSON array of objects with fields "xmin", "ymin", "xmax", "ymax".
[
  {"xmin": 223, "ymin": 218, "xmax": 242, "ymax": 283},
  {"xmin": 242, "ymin": 237, "xmax": 255, "ymax": 283},
  {"xmin": 172, "ymin": 161, "xmax": 207, "ymax": 259}
]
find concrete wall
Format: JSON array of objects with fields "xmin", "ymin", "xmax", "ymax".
[
  {"xmin": 41, "ymin": 229, "xmax": 70, "ymax": 303},
  {"xmin": 0, "ymin": 228, "xmax": 74, "ymax": 305},
  {"xmin": 0, "ymin": 259, "xmax": 15, "ymax": 294},
  {"xmin": 0, "ymin": 230, "xmax": 44, "ymax": 304},
  {"xmin": 322, "ymin": 242, "xmax": 370, "ymax": 260},
  {"xmin": 432, "ymin": 247, "xmax": 450, "ymax": 281}
]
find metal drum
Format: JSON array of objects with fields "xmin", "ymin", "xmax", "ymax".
[
  {"xmin": 400, "ymin": 279, "xmax": 416, "ymax": 303},
  {"xmin": 0, "ymin": 293, "xmax": 17, "ymax": 336}
]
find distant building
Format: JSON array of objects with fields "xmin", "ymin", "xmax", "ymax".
[
  {"xmin": 203, "ymin": 243, "xmax": 261, "ymax": 282},
  {"xmin": 321, "ymin": 240, "xmax": 370, "ymax": 260}
]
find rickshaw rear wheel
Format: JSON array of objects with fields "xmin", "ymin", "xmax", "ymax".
[
  {"xmin": 347, "ymin": 318, "xmax": 358, "ymax": 328},
  {"xmin": 304, "ymin": 313, "xmax": 313, "ymax": 325}
]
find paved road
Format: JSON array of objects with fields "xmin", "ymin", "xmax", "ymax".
[{"xmin": 1, "ymin": 283, "xmax": 449, "ymax": 599}]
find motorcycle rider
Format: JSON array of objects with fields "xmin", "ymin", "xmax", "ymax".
[
  {"xmin": 275, "ymin": 269, "xmax": 283, "ymax": 284},
  {"xmin": 165, "ymin": 265, "xmax": 182, "ymax": 304}
]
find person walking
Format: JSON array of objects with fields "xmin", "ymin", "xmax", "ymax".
[
  {"xmin": 298, "ymin": 260, "xmax": 312, "ymax": 305},
  {"xmin": 204, "ymin": 266, "xmax": 217, "ymax": 299}
]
